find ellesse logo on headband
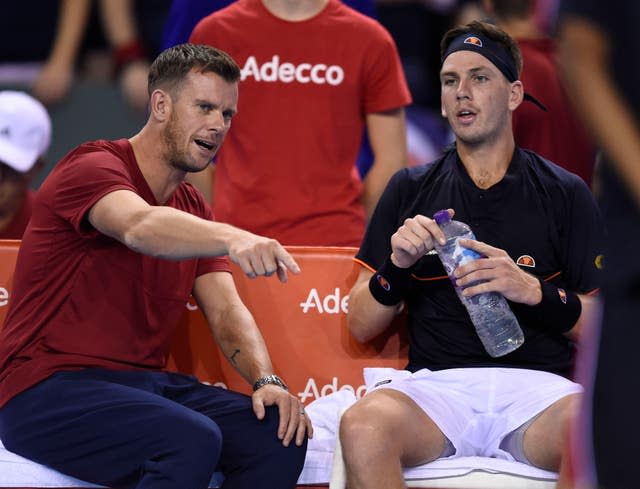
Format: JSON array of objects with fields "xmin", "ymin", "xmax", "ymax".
[{"xmin": 464, "ymin": 36, "xmax": 483, "ymax": 47}]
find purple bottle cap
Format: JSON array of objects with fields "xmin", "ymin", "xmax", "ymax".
[{"xmin": 433, "ymin": 209, "xmax": 450, "ymax": 224}]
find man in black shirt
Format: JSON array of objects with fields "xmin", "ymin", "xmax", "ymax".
[{"xmin": 340, "ymin": 20, "xmax": 603, "ymax": 489}]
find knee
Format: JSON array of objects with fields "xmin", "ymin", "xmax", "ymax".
[
  {"xmin": 279, "ymin": 434, "xmax": 307, "ymax": 474},
  {"xmin": 265, "ymin": 405, "xmax": 308, "ymax": 485},
  {"xmin": 261, "ymin": 406, "xmax": 307, "ymax": 465},
  {"xmin": 140, "ymin": 414, "xmax": 222, "ymax": 489},
  {"xmin": 166, "ymin": 412, "xmax": 223, "ymax": 466},
  {"xmin": 225, "ymin": 405, "xmax": 306, "ymax": 486},
  {"xmin": 192, "ymin": 418, "xmax": 224, "ymax": 460},
  {"xmin": 339, "ymin": 402, "xmax": 391, "ymax": 459}
]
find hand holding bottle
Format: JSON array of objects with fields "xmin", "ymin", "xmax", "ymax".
[
  {"xmin": 389, "ymin": 210, "xmax": 453, "ymax": 269},
  {"xmin": 452, "ymin": 238, "xmax": 542, "ymax": 306}
]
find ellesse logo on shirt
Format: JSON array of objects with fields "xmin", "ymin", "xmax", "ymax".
[
  {"xmin": 516, "ymin": 255, "xmax": 536, "ymax": 267},
  {"xmin": 241, "ymin": 55, "xmax": 345, "ymax": 85}
]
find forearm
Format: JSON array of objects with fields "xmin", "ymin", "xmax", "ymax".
[
  {"xmin": 560, "ymin": 18, "xmax": 640, "ymax": 206},
  {"xmin": 510, "ymin": 278, "xmax": 595, "ymax": 342},
  {"xmin": 47, "ymin": 0, "xmax": 92, "ymax": 69},
  {"xmin": 347, "ymin": 272, "xmax": 400, "ymax": 342},
  {"xmin": 565, "ymin": 60, "xmax": 640, "ymax": 204},
  {"xmin": 208, "ymin": 301, "xmax": 275, "ymax": 385},
  {"xmin": 91, "ymin": 189, "xmax": 295, "ymax": 280},
  {"xmin": 122, "ymin": 205, "xmax": 236, "ymax": 259},
  {"xmin": 362, "ymin": 156, "xmax": 405, "ymax": 219},
  {"xmin": 563, "ymin": 293, "xmax": 599, "ymax": 343},
  {"xmin": 362, "ymin": 109, "xmax": 408, "ymax": 218},
  {"xmin": 99, "ymin": 0, "xmax": 139, "ymax": 47}
]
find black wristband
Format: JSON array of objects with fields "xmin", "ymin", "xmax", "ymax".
[
  {"xmin": 368, "ymin": 257, "xmax": 412, "ymax": 306},
  {"xmin": 512, "ymin": 279, "xmax": 582, "ymax": 333}
]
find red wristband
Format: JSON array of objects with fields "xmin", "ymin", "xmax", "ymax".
[{"xmin": 113, "ymin": 40, "xmax": 146, "ymax": 74}]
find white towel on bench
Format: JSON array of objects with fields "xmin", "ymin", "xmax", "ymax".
[
  {"xmin": 0, "ymin": 439, "xmax": 103, "ymax": 487},
  {"xmin": 0, "ymin": 439, "xmax": 225, "ymax": 488}
]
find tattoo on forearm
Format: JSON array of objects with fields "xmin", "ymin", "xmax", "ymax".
[{"xmin": 230, "ymin": 349, "xmax": 241, "ymax": 364}]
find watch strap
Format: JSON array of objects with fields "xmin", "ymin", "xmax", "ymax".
[{"xmin": 252, "ymin": 374, "xmax": 288, "ymax": 392}]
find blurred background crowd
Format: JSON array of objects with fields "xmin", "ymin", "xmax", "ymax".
[{"xmin": 0, "ymin": 0, "xmax": 566, "ymax": 188}]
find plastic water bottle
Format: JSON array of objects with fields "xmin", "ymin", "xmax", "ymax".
[{"xmin": 432, "ymin": 210, "xmax": 524, "ymax": 357}]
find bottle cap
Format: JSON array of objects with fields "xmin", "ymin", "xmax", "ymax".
[{"xmin": 433, "ymin": 209, "xmax": 450, "ymax": 224}]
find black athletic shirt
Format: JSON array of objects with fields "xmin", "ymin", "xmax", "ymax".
[{"xmin": 356, "ymin": 146, "xmax": 604, "ymax": 377}]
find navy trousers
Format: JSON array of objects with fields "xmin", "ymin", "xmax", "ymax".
[{"xmin": 0, "ymin": 369, "xmax": 307, "ymax": 489}]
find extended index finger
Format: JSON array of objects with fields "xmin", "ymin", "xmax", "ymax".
[{"xmin": 275, "ymin": 248, "xmax": 300, "ymax": 283}]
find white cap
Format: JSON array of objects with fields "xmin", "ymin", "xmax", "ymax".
[{"xmin": 0, "ymin": 91, "xmax": 52, "ymax": 173}]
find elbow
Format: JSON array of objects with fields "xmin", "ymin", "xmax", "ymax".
[
  {"xmin": 345, "ymin": 275, "xmax": 396, "ymax": 343},
  {"xmin": 565, "ymin": 294, "xmax": 601, "ymax": 343},
  {"xmin": 346, "ymin": 312, "xmax": 375, "ymax": 343},
  {"xmin": 122, "ymin": 224, "xmax": 152, "ymax": 255},
  {"xmin": 122, "ymin": 212, "xmax": 164, "ymax": 258}
]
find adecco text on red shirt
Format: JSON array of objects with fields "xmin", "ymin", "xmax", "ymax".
[{"xmin": 241, "ymin": 55, "xmax": 345, "ymax": 86}]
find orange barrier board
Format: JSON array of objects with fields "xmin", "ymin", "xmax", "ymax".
[{"xmin": 0, "ymin": 242, "xmax": 408, "ymax": 405}]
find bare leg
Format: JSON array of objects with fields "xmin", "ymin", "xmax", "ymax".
[
  {"xmin": 523, "ymin": 393, "xmax": 580, "ymax": 470},
  {"xmin": 339, "ymin": 389, "xmax": 448, "ymax": 489}
]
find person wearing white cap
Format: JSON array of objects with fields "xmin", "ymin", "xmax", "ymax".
[{"xmin": 0, "ymin": 90, "xmax": 52, "ymax": 239}]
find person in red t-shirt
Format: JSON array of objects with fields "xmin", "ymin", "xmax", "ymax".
[
  {"xmin": 0, "ymin": 91, "xmax": 51, "ymax": 239},
  {"xmin": 483, "ymin": 0, "xmax": 596, "ymax": 186},
  {"xmin": 0, "ymin": 44, "xmax": 311, "ymax": 489},
  {"xmin": 188, "ymin": 0, "xmax": 412, "ymax": 246}
]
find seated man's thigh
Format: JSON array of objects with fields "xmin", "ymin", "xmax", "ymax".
[
  {"xmin": 523, "ymin": 393, "xmax": 580, "ymax": 470},
  {"xmin": 340, "ymin": 388, "xmax": 447, "ymax": 466}
]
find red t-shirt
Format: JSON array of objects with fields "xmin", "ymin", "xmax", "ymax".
[
  {"xmin": 0, "ymin": 139, "xmax": 230, "ymax": 407},
  {"xmin": 513, "ymin": 38, "xmax": 595, "ymax": 185},
  {"xmin": 0, "ymin": 190, "xmax": 35, "ymax": 239},
  {"xmin": 190, "ymin": 0, "xmax": 412, "ymax": 246}
]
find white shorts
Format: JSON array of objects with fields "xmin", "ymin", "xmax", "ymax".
[{"xmin": 364, "ymin": 367, "xmax": 582, "ymax": 460}]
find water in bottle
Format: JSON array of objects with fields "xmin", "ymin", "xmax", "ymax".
[{"xmin": 432, "ymin": 209, "xmax": 524, "ymax": 357}]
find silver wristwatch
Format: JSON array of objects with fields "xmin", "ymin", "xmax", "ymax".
[{"xmin": 253, "ymin": 374, "xmax": 288, "ymax": 392}]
